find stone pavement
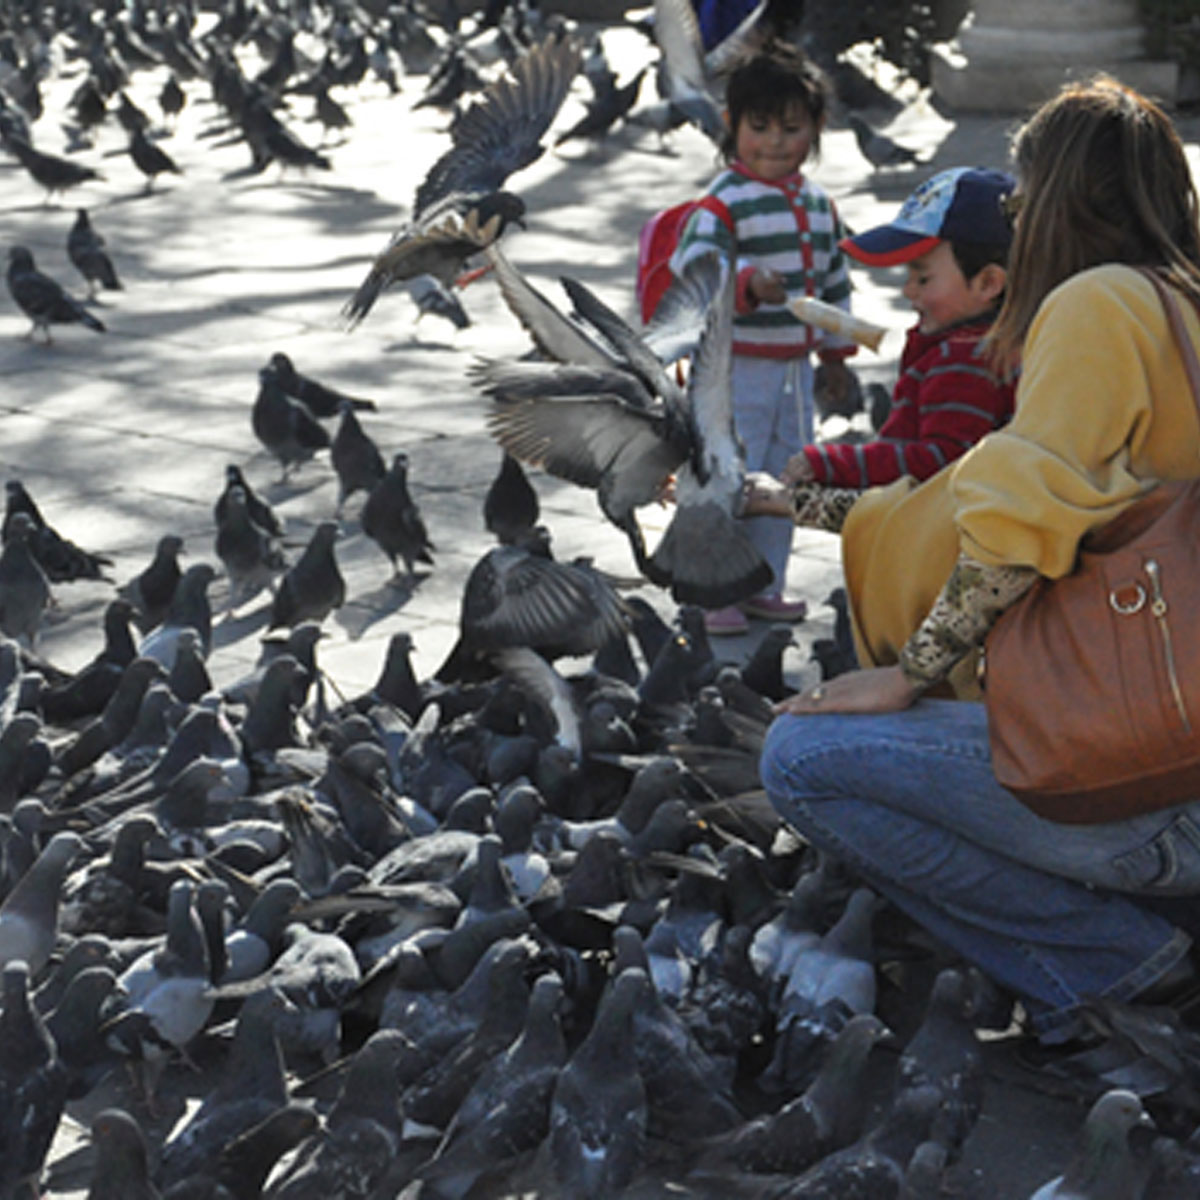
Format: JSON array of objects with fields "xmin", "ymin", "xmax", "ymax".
[{"xmin": 6, "ymin": 19, "xmax": 1198, "ymax": 1198}]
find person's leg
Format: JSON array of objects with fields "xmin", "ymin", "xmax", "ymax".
[
  {"xmin": 761, "ymin": 702, "xmax": 1193, "ymax": 1042},
  {"xmin": 731, "ymin": 355, "xmax": 800, "ymax": 598}
]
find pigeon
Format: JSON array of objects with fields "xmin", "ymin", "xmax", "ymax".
[
  {"xmin": 215, "ymin": 465, "xmax": 283, "ymax": 539},
  {"xmin": 775, "ymin": 1084, "xmax": 942, "ymax": 1199},
  {"xmin": 343, "ymin": 33, "xmax": 581, "ymax": 327},
  {"xmin": 86, "ymin": 1108, "xmax": 161, "ymax": 1200},
  {"xmin": 345, "ymin": 189, "xmax": 527, "ymax": 328},
  {"xmin": 435, "ymin": 528, "xmax": 627, "ymax": 683},
  {"xmin": 7, "ymin": 245, "xmax": 105, "ymax": 342},
  {"xmin": 6, "ymin": 135, "xmax": 103, "ymax": 199},
  {"xmin": 251, "ymin": 363, "xmax": 331, "ymax": 481},
  {"xmin": 894, "ymin": 967, "xmax": 985, "ymax": 1160},
  {"xmin": 129, "ymin": 126, "xmax": 182, "ymax": 191},
  {"xmin": 0, "ymin": 513, "xmax": 51, "ymax": 648},
  {"xmin": 847, "ymin": 113, "xmax": 921, "ymax": 169},
  {"xmin": 214, "ymin": 485, "xmax": 287, "ymax": 611},
  {"xmin": 360, "ymin": 452, "xmax": 435, "ymax": 582},
  {"xmin": 483, "ymin": 451, "xmax": 540, "ymax": 544},
  {"xmin": 138, "ymin": 563, "xmax": 217, "ymax": 667},
  {"xmin": 105, "ymin": 879, "xmax": 215, "ymax": 1104},
  {"xmin": 67, "ymin": 209, "xmax": 122, "ymax": 299},
  {"xmin": 5, "ymin": 479, "xmax": 114, "ymax": 582},
  {"xmin": 408, "ymin": 274, "xmax": 471, "ymax": 330},
  {"xmin": 649, "ymin": 0, "xmax": 765, "ymax": 145},
  {"xmin": 554, "ymin": 66, "xmax": 646, "ymax": 148},
  {"xmin": 267, "ymin": 352, "xmax": 377, "ymax": 419},
  {"xmin": 116, "ymin": 91, "xmax": 152, "ymax": 135},
  {"xmin": 313, "ymin": 84, "xmax": 352, "ymax": 139},
  {"xmin": 1028, "ymin": 1089, "xmax": 1154, "ymax": 1200},
  {"xmin": 118, "ymin": 534, "xmax": 185, "ymax": 634},
  {"xmin": 479, "ymin": 245, "xmax": 771, "ymax": 607},
  {"xmin": 160, "ymin": 74, "xmax": 186, "ymax": 124},
  {"xmin": 330, "ymin": 402, "xmax": 387, "ymax": 516},
  {"xmin": 548, "ymin": 965, "xmax": 647, "ymax": 1198},
  {"xmin": 268, "ymin": 522, "xmax": 345, "ymax": 628},
  {"xmin": 0, "ymin": 831, "xmax": 83, "ymax": 974},
  {"xmin": 0, "ymin": 960, "xmax": 69, "ymax": 1200}
]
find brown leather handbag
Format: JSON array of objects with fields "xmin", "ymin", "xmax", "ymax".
[{"xmin": 984, "ymin": 270, "xmax": 1200, "ymax": 823}]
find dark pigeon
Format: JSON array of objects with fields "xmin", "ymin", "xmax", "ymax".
[
  {"xmin": 251, "ymin": 364, "xmax": 331, "ymax": 481},
  {"xmin": 118, "ymin": 534, "xmax": 185, "ymax": 634},
  {"xmin": 129, "ymin": 126, "xmax": 182, "ymax": 191},
  {"xmin": 67, "ymin": 209, "xmax": 122, "ymax": 299},
  {"xmin": 6, "ymin": 245, "xmax": 105, "ymax": 342},
  {"xmin": 4, "ymin": 480, "xmax": 114, "ymax": 583},
  {"xmin": 483, "ymin": 451, "xmax": 539, "ymax": 545},
  {"xmin": 7, "ymin": 136, "xmax": 103, "ymax": 199},
  {"xmin": 268, "ymin": 522, "xmax": 345, "ymax": 629},
  {"xmin": 330, "ymin": 402, "xmax": 387, "ymax": 516},
  {"xmin": 360, "ymin": 452, "xmax": 435, "ymax": 582},
  {"xmin": 267, "ymin": 352, "xmax": 377, "ymax": 419}
]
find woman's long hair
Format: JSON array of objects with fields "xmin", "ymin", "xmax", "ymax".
[{"xmin": 989, "ymin": 75, "xmax": 1200, "ymax": 367}]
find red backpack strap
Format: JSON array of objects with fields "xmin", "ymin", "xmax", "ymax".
[{"xmin": 696, "ymin": 193, "xmax": 734, "ymax": 234}]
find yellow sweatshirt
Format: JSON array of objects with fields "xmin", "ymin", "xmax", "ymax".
[{"xmin": 843, "ymin": 264, "xmax": 1200, "ymax": 688}]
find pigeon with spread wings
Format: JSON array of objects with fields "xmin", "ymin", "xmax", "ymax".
[
  {"xmin": 650, "ymin": 0, "xmax": 766, "ymax": 145},
  {"xmin": 475, "ymin": 247, "xmax": 771, "ymax": 609},
  {"xmin": 344, "ymin": 33, "xmax": 581, "ymax": 328}
]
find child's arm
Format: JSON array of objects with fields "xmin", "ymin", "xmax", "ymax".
[{"xmin": 797, "ymin": 356, "xmax": 1014, "ymax": 487}]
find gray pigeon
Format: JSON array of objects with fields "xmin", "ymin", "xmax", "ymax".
[
  {"xmin": 360, "ymin": 452, "xmax": 435, "ymax": 582},
  {"xmin": 129, "ymin": 125, "xmax": 182, "ymax": 191},
  {"xmin": 0, "ymin": 960, "xmax": 68, "ymax": 1200},
  {"xmin": 214, "ymin": 485, "xmax": 286, "ymax": 611},
  {"xmin": 549, "ymin": 965, "xmax": 648, "ymax": 1197},
  {"xmin": 330, "ymin": 401, "xmax": 386, "ymax": 516},
  {"xmin": 86, "ymin": 1108, "xmax": 161, "ymax": 1200},
  {"xmin": 67, "ymin": 209, "xmax": 121, "ymax": 300},
  {"xmin": 7, "ymin": 245, "xmax": 105, "ymax": 343},
  {"xmin": 0, "ymin": 831, "xmax": 83, "ymax": 975},
  {"xmin": 847, "ymin": 113, "xmax": 921, "ymax": 169},
  {"xmin": 479, "ymin": 246, "xmax": 771, "ymax": 607},
  {"xmin": 483, "ymin": 451, "xmax": 539, "ymax": 545},
  {"xmin": 1028, "ymin": 1088, "xmax": 1155, "ymax": 1200},
  {"xmin": 251, "ymin": 365, "xmax": 331, "ymax": 482},
  {"xmin": 138, "ymin": 563, "xmax": 217, "ymax": 668},
  {"xmin": 408, "ymin": 274, "xmax": 470, "ymax": 330},
  {"xmin": 0, "ymin": 513, "xmax": 51, "ymax": 648},
  {"xmin": 118, "ymin": 534, "xmax": 185, "ymax": 634},
  {"xmin": 268, "ymin": 522, "xmax": 345, "ymax": 628}
]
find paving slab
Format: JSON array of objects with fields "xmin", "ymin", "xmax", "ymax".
[{"xmin": 5, "ymin": 17, "xmax": 1197, "ymax": 1199}]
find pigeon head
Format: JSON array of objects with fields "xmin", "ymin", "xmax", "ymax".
[
  {"xmin": 8, "ymin": 245, "xmax": 34, "ymax": 271},
  {"xmin": 268, "ymin": 351, "xmax": 296, "ymax": 382}
]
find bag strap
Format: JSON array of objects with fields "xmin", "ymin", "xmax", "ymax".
[
  {"xmin": 696, "ymin": 194, "xmax": 734, "ymax": 235},
  {"xmin": 1140, "ymin": 267, "xmax": 1200, "ymax": 422}
]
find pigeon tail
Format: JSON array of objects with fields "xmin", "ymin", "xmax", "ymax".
[{"xmin": 649, "ymin": 501, "xmax": 772, "ymax": 608}]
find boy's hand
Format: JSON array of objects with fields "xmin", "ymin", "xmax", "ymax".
[
  {"xmin": 781, "ymin": 453, "xmax": 815, "ymax": 485},
  {"xmin": 749, "ymin": 268, "xmax": 787, "ymax": 305},
  {"xmin": 742, "ymin": 471, "xmax": 794, "ymax": 518},
  {"xmin": 818, "ymin": 359, "xmax": 853, "ymax": 410}
]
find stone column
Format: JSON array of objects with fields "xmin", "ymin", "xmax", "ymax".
[{"xmin": 931, "ymin": 0, "xmax": 1178, "ymax": 112}]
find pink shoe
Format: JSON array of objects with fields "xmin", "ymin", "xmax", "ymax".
[
  {"xmin": 739, "ymin": 592, "xmax": 808, "ymax": 622},
  {"xmin": 704, "ymin": 605, "xmax": 750, "ymax": 636}
]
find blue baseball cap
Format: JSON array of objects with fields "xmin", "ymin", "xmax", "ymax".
[{"xmin": 841, "ymin": 167, "xmax": 1016, "ymax": 267}]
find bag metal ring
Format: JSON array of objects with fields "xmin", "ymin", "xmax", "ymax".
[{"xmin": 1110, "ymin": 583, "xmax": 1146, "ymax": 614}]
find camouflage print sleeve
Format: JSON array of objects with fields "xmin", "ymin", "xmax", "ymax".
[
  {"xmin": 790, "ymin": 482, "xmax": 861, "ymax": 532},
  {"xmin": 898, "ymin": 553, "xmax": 1038, "ymax": 688}
]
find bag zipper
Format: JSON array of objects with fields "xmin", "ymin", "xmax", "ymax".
[{"xmin": 1145, "ymin": 558, "xmax": 1192, "ymax": 733}]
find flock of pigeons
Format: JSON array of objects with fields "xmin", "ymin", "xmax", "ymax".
[{"xmin": 1, "ymin": 0, "xmax": 1196, "ymax": 1198}]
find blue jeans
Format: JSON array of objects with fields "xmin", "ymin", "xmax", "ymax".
[
  {"xmin": 760, "ymin": 699, "xmax": 1196, "ymax": 1042},
  {"xmin": 732, "ymin": 355, "xmax": 814, "ymax": 595}
]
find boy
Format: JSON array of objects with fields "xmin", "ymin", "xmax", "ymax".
[{"xmin": 783, "ymin": 166, "xmax": 1016, "ymax": 492}]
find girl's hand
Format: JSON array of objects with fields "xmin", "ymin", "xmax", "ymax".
[
  {"xmin": 781, "ymin": 453, "xmax": 815, "ymax": 485},
  {"xmin": 742, "ymin": 471, "xmax": 794, "ymax": 518},
  {"xmin": 750, "ymin": 268, "xmax": 787, "ymax": 305},
  {"xmin": 774, "ymin": 665, "xmax": 920, "ymax": 716}
]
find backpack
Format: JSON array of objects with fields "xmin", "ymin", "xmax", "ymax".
[{"xmin": 636, "ymin": 194, "xmax": 734, "ymax": 324}]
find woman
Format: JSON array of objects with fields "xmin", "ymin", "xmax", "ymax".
[{"xmin": 745, "ymin": 76, "xmax": 1200, "ymax": 1045}]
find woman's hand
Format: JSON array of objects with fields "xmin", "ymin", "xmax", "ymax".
[
  {"xmin": 775, "ymin": 665, "xmax": 921, "ymax": 716},
  {"xmin": 742, "ymin": 471, "xmax": 795, "ymax": 518}
]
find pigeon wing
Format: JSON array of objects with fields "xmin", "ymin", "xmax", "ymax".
[{"xmin": 414, "ymin": 35, "xmax": 582, "ymax": 217}]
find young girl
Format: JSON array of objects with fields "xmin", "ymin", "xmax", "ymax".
[
  {"xmin": 748, "ymin": 76, "xmax": 1200, "ymax": 1048},
  {"xmin": 670, "ymin": 42, "xmax": 856, "ymax": 636}
]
